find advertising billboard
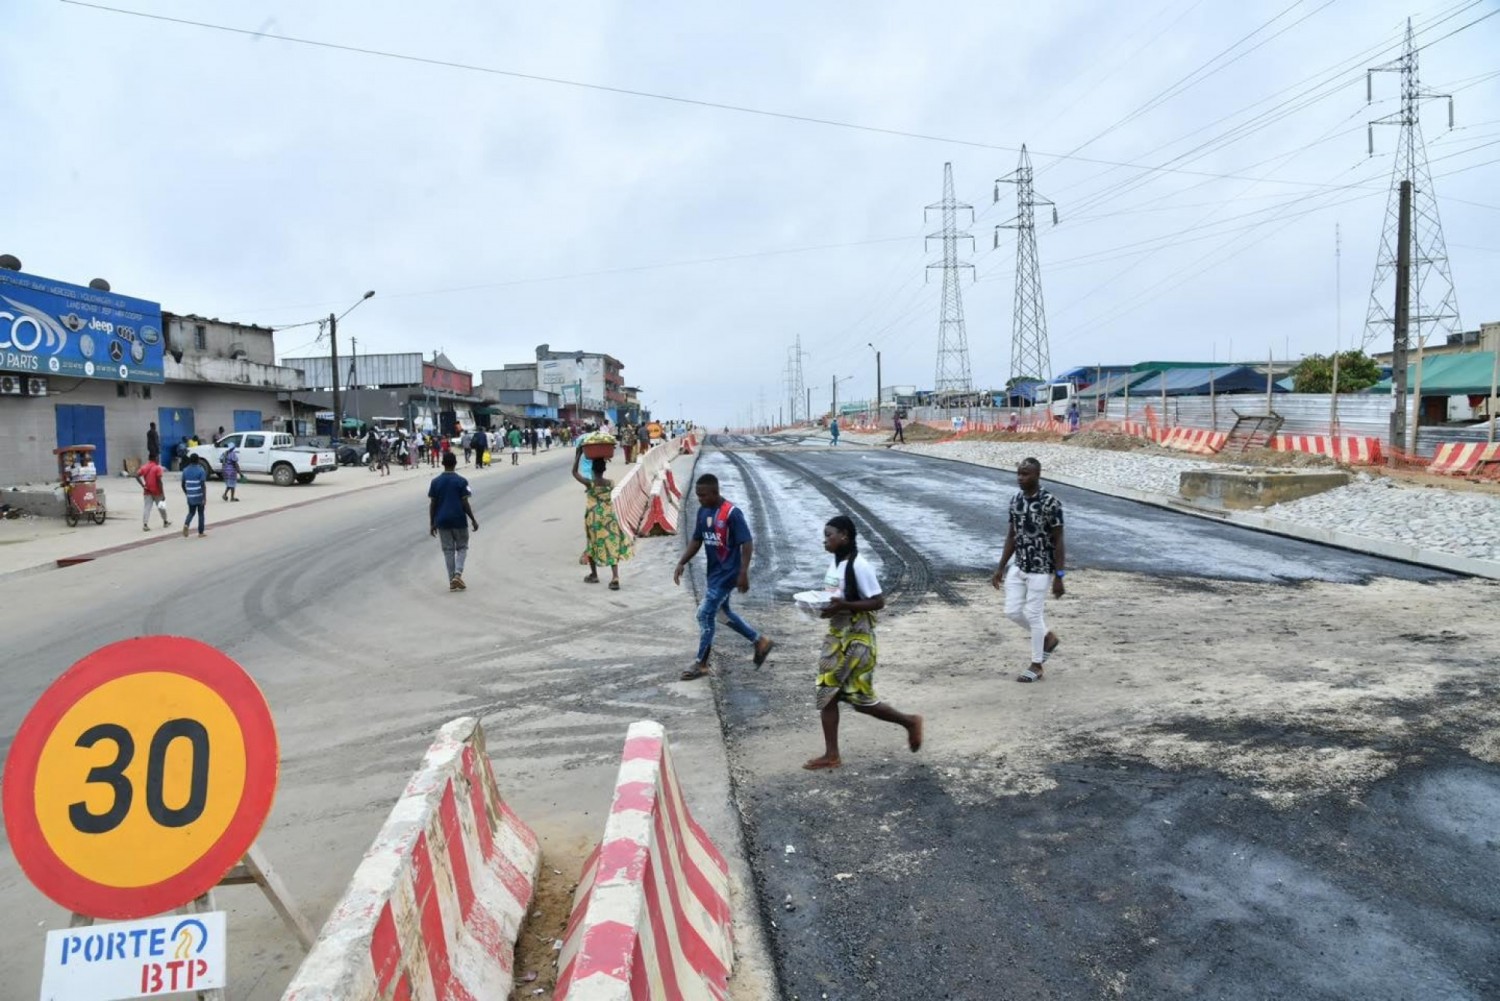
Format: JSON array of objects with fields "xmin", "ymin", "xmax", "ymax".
[
  {"xmin": 539, "ymin": 356, "xmax": 606, "ymax": 410},
  {"xmin": 422, "ymin": 363, "xmax": 472, "ymax": 395},
  {"xmin": 0, "ymin": 269, "xmax": 164, "ymax": 383}
]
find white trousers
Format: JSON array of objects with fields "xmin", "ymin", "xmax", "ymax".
[{"xmin": 1004, "ymin": 566, "xmax": 1050, "ymax": 665}]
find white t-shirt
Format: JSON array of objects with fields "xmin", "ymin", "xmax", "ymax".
[{"xmin": 823, "ymin": 554, "xmax": 882, "ymax": 601}]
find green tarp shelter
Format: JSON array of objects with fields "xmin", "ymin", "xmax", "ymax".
[{"xmin": 1371, "ymin": 352, "xmax": 1497, "ymax": 395}]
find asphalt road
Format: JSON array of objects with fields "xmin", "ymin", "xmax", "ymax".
[{"xmin": 695, "ymin": 434, "xmax": 1498, "ymax": 1001}]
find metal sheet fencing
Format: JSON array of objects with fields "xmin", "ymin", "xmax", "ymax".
[{"xmin": 913, "ymin": 394, "xmax": 1486, "ymax": 458}]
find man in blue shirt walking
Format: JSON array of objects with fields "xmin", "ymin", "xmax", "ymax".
[
  {"xmin": 181, "ymin": 459, "xmax": 208, "ymax": 537},
  {"xmin": 428, "ymin": 452, "xmax": 480, "ymax": 590},
  {"xmin": 673, "ymin": 473, "xmax": 774, "ymax": 680}
]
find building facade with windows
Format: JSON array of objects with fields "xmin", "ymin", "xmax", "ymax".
[{"xmin": 0, "ymin": 260, "xmax": 303, "ymax": 486}]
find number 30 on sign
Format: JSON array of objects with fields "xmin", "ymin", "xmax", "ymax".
[{"xmin": 3, "ymin": 637, "xmax": 279, "ymax": 919}]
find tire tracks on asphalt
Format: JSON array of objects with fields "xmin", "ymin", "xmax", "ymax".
[{"xmin": 751, "ymin": 448, "xmax": 963, "ymax": 607}]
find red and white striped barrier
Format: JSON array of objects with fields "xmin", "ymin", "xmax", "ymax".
[
  {"xmin": 1158, "ymin": 427, "xmax": 1227, "ymax": 455},
  {"xmin": 282, "ymin": 718, "xmax": 539, "ymax": 1001},
  {"xmin": 638, "ymin": 476, "xmax": 681, "ymax": 536},
  {"xmin": 664, "ymin": 468, "xmax": 683, "ymax": 499},
  {"xmin": 555, "ymin": 721, "xmax": 733, "ymax": 1001},
  {"xmin": 613, "ymin": 437, "xmax": 684, "ymax": 536},
  {"xmin": 1429, "ymin": 441, "xmax": 1500, "ymax": 476},
  {"xmin": 1271, "ymin": 434, "xmax": 1383, "ymax": 466}
]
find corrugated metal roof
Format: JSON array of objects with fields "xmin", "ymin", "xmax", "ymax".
[
  {"xmin": 1076, "ymin": 371, "xmax": 1154, "ymax": 398},
  {"xmin": 1372, "ymin": 351, "xmax": 1497, "ymax": 395},
  {"xmin": 1127, "ymin": 365, "xmax": 1281, "ymax": 396}
]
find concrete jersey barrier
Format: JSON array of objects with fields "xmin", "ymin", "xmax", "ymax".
[
  {"xmin": 555, "ymin": 721, "xmax": 733, "ymax": 1001},
  {"xmin": 281, "ymin": 717, "xmax": 539, "ymax": 1001}
]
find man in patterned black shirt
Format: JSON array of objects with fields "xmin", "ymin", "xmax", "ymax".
[{"xmin": 990, "ymin": 457, "xmax": 1065, "ymax": 682}]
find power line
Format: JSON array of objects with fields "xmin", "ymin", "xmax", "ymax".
[{"xmin": 60, "ymin": 0, "xmax": 1408, "ymax": 190}]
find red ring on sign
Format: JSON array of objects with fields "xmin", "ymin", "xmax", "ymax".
[{"xmin": 2, "ymin": 636, "xmax": 279, "ymax": 919}]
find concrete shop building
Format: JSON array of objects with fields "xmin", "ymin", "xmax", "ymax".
[
  {"xmin": 0, "ymin": 261, "xmax": 302, "ymax": 486},
  {"xmin": 284, "ymin": 351, "xmax": 480, "ymax": 434},
  {"xmin": 532, "ymin": 344, "xmax": 627, "ymax": 425}
]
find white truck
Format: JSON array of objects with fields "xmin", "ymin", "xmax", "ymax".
[{"xmin": 186, "ymin": 432, "xmax": 337, "ymax": 486}]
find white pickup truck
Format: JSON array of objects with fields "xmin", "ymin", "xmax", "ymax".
[{"xmin": 186, "ymin": 432, "xmax": 337, "ymax": 486}]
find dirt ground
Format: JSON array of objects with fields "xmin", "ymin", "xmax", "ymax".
[{"xmin": 737, "ymin": 570, "xmax": 1500, "ymax": 818}]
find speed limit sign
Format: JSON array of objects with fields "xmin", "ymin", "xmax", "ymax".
[{"xmin": 3, "ymin": 636, "xmax": 279, "ymax": 919}]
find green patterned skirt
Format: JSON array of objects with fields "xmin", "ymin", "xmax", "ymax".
[
  {"xmin": 815, "ymin": 611, "xmax": 880, "ymax": 709},
  {"xmin": 581, "ymin": 483, "xmax": 633, "ymax": 566}
]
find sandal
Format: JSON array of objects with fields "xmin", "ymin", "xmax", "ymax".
[
  {"xmin": 1043, "ymin": 635, "xmax": 1060, "ymax": 662},
  {"xmin": 802, "ymin": 757, "xmax": 842, "ymax": 771},
  {"xmin": 583, "ymin": 574, "xmax": 600, "ymax": 583},
  {"xmin": 608, "ymin": 580, "xmax": 620, "ymax": 590},
  {"xmin": 680, "ymin": 663, "xmax": 710, "ymax": 681},
  {"xmin": 1017, "ymin": 668, "xmax": 1043, "ymax": 683}
]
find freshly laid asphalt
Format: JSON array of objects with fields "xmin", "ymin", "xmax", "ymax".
[{"xmin": 691, "ymin": 434, "xmax": 1497, "ymax": 1001}]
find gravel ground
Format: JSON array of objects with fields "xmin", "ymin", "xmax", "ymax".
[{"xmin": 890, "ymin": 438, "xmax": 1500, "ymax": 564}]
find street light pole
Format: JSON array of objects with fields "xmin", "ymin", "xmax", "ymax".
[{"xmin": 868, "ymin": 342, "xmax": 881, "ymax": 429}]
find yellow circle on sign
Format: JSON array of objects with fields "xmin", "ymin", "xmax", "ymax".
[{"xmin": 32, "ymin": 672, "xmax": 247, "ymax": 889}]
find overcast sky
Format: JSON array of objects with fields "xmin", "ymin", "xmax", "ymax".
[{"xmin": 4, "ymin": 0, "xmax": 1497, "ymax": 425}]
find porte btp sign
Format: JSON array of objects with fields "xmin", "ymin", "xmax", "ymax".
[{"xmin": 40, "ymin": 910, "xmax": 226, "ymax": 1000}]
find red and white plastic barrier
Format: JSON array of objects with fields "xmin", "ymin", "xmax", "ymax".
[
  {"xmin": 1271, "ymin": 434, "xmax": 1383, "ymax": 466},
  {"xmin": 638, "ymin": 476, "xmax": 681, "ymax": 536},
  {"xmin": 282, "ymin": 718, "xmax": 539, "ymax": 1001},
  {"xmin": 1429, "ymin": 441, "xmax": 1500, "ymax": 476},
  {"xmin": 1158, "ymin": 427, "xmax": 1226, "ymax": 454},
  {"xmin": 555, "ymin": 721, "xmax": 733, "ymax": 1001},
  {"xmin": 613, "ymin": 436, "xmax": 686, "ymax": 536}
]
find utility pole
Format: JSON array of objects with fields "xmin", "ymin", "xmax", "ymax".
[
  {"xmin": 806, "ymin": 386, "xmax": 811, "ymax": 422},
  {"xmin": 831, "ymin": 374, "xmax": 837, "ymax": 419},
  {"xmin": 1331, "ymin": 224, "xmax": 1341, "ymax": 436},
  {"xmin": 1391, "ymin": 179, "xmax": 1413, "ymax": 453},
  {"xmin": 792, "ymin": 335, "xmax": 808, "ymax": 423},
  {"xmin": 1362, "ymin": 18, "xmax": 1461, "ymax": 351},
  {"xmin": 996, "ymin": 144, "xmax": 1059, "ymax": 397},
  {"xmin": 350, "ymin": 336, "xmax": 359, "ymax": 421},
  {"xmin": 868, "ymin": 343, "xmax": 882, "ymax": 430},
  {"xmin": 328, "ymin": 311, "xmax": 341, "ymax": 438},
  {"xmin": 926, "ymin": 162, "xmax": 975, "ymax": 406}
]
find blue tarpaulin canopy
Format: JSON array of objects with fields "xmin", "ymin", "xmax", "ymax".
[{"xmin": 1126, "ymin": 365, "xmax": 1280, "ymax": 397}]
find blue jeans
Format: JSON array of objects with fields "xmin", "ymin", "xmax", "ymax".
[{"xmin": 696, "ymin": 583, "xmax": 759, "ymax": 663}]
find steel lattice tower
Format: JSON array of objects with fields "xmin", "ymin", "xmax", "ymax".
[
  {"xmin": 926, "ymin": 162, "xmax": 975, "ymax": 396},
  {"xmin": 789, "ymin": 334, "xmax": 807, "ymax": 422},
  {"xmin": 996, "ymin": 145, "xmax": 1058, "ymax": 389},
  {"xmin": 1362, "ymin": 19, "xmax": 1460, "ymax": 349}
]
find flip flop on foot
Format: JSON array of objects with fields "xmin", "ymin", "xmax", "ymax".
[
  {"xmin": 583, "ymin": 574, "xmax": 600, "ymax": 583},
  {"xmin": 1017, "ymin": 668, "xmax": 1043, "ymax": 683},
  {"xmin": 680, "ymin": 663, "xmax": 710, "ymax": 681},
  {"xmin": 803, "ymin": 756, "xmax": 842, "ymax": 771},
  {"xmin": 908, "ymin": 715, "xmax": 924, "ymax": 752},
  {"xmin": 1043, "ymin": 635, "xmax": 1060, "ymax": 662},
  {"xmin": 608, "ymin": 580, "xmax": 620, "ymax": 590},
  {"xmin": 753, "ymin": 637, "xmax": 775, "ymax": 667}
]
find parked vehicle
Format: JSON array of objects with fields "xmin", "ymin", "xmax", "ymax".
[{"xmin": 186, "ymin": 432, "xmax": 336, "ymax": 486}]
